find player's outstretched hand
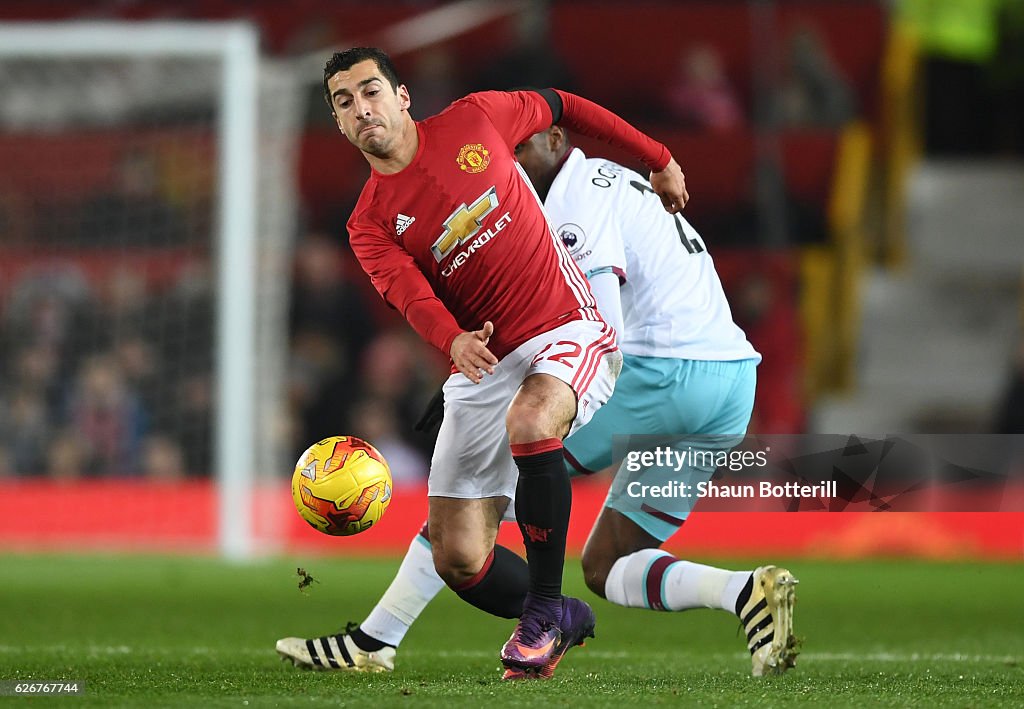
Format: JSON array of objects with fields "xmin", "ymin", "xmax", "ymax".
[
  {"xmin": 650, "ymin": 157, "xmax": 689, "ymax": 213},
  {"xmin": 450, "ymin": 321, "xmax": 497, "ymax": 384}
]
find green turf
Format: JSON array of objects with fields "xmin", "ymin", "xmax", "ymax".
[{"xmin": 1, "ymin": 554, "xmax": 1022, "ymax": 707}]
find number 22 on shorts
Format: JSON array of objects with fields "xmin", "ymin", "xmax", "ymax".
[{"xmin": 531, "ymin": 340, "xmax": 583, "ymax": 367}]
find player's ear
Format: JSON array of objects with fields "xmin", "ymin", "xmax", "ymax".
[
  {"xmin": 397, "ymin": 84, "xmax": 411, "ymax": 111},
  {"xmin": 548, "ymin": 126, "xmax": 564, "ymax": 151}
]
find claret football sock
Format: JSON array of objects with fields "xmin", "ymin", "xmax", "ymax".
[
  {"xmin": 512, "ymin": 438, "xmax": 572, "ymax": 605},
  {"xmin": 453, "ymin": 544, "xmax": 529, "ymax": 618},
  {"xmin": 359, "ymin": 524, "xmax": 444, "ymax": 647},
  {"xmin": 605, "ymin": 548, "xmax": 751, "ymax": 613}
]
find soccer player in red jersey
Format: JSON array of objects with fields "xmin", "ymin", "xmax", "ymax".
[{"xmin": 321, "ymin": 47, "xmax": 686, "ymax": 678}]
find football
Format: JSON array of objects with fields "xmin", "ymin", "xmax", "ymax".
[{"xmin": 290, "ymin": 436, "xmax": 393, "ymax": 536}]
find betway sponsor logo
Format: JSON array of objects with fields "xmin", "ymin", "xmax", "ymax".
[{"xmin": 440, "ymin": 211, "xmax": 512, "ymax": 278}]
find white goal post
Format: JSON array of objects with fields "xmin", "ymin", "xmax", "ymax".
[{"xmin": 0, "ymin": 23, "xmax": 273, "ymax": 559}]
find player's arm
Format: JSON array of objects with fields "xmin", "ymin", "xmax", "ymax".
[
  {"xmin": 560, "ymin": 211, "xmax": 627, "ymax": 337},
  {"xmin": 349, "ymin": 228, "xmax": 497, "ymax": 383},
  {"xmin": 545, "ymin": 90, "xmax": 688, "ymax": 214},
  {"xmin": 587, "ymin": 270, "xmax": 624, "ymax": 338},
  {"xmin": 465, "ymin": 89, "xmax": 687, "ymax": 213}
]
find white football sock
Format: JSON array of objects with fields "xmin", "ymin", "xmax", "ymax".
[
  {"xmin": 605, "ymin": 548, "xmax": 750, "ymax": 613},
  {"xmin": 359, "ymin": 533, "xmax": 444, "ymax": 646}
]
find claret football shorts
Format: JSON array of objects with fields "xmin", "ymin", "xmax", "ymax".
[{"xmin": 428, "ymin": 318, "xmax": 621, "ymax": 501}]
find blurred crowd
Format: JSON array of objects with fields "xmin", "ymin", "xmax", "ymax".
[
  {"xmin": 0, "ymin": 261, "xmax": 215, "ymax": 480},
  {"xmin": 0, "ymin": 142, "xmax": 216, "ymax": 480}
]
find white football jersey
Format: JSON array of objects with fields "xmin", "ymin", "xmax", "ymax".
[{"xmin": 544, "ymin": 148, "xmax": 760, "ymax": 362}]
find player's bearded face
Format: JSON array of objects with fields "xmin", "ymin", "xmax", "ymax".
[{"xmin": 327, "ymin": 60, "xmax": 410, "ymax": 158}]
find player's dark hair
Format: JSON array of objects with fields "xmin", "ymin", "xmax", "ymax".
[{"xmin": 323, "ymin": 47, "xmax": 401, "ymax": 110}]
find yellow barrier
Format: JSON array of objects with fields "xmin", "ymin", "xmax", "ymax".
[
  {"xmin": 879, "ymin": 24, "xmax": 922, "ymax": 268},
  {"xmin": 802, "ymin": 121, "xmax": 873, "ymax": 398}
]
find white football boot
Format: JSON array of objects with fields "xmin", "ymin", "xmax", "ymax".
[
  {"xmin": 738, "ymin": 565, "xmax": 800, "ymax": 677},
  {"xmin": 276, "ymin": 627, "xmax": 395, "ymax": 672}
]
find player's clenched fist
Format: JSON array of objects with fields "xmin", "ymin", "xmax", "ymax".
[
  {"xmin": 450, "ymin": 321, "xmax": 497, "ymax": 384},
  {"xmin": 650, "ymin": 157, "xmax": 688, "ymax": 213}
]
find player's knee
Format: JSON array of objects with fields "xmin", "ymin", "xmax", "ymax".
[
  {"xmin": 432, "ymin": 544, "xmax": 488, "ymax": 588},
  {"xmin": 505, "ymin": 402, "xmax": 563, "ymax": 445},
  {"xmin": 505, "ymin": 411, "xmax": 547, "ymax": 446},
  {"xmin": 506, "ymin": 377, "xmax": 575, "ymax": 445}
]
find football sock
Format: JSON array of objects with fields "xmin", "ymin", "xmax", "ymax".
[
  {"xmin": 348, "ymin": 626, "xmax": 389, "ymax": 652},
  {"xmin": 358, "ymin": 524, "xmax": 444, "ymax": 648},
  {"xmin": 605, "ymin": 548, "xmax": 751, "ymax": 613},
  {"xmin": 453, "ymin": 544, "xmax": 529, "ymax": 619},
  {"xmin": 512, "ymin": 438, "xmax": 571, "ymax": 606}
]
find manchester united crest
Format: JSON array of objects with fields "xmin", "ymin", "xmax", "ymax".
[{"xmin": 457, "ymin": 143, "xmax": 491, "ymax": 173}]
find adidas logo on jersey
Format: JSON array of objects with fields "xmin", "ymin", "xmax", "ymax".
[{"xmin": 395, "ymin": 213, "xmax": 415, "ymax": 236}]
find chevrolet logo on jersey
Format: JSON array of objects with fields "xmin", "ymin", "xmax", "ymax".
[{"xmin": 431, "ymin": 187, "xmax": 500, "ymax": 262}]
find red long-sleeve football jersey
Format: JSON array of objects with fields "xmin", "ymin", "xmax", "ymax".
[{"xmin": 347, "ymin": 90, "xmax": 668, "ymax": 360}]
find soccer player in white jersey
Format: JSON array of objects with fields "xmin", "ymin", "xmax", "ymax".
[{"xmin": 277, "ymin": 126, "xmax": 799, "ymax": 678}]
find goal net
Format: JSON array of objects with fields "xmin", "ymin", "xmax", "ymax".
[{"xmin": 0, "ymin": 23, "xmax": 302, "ymax": 557}]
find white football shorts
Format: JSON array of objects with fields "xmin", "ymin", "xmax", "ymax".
[{"xmin": 428, "ymin": 317, "xmax": 621, "ymax": 501}]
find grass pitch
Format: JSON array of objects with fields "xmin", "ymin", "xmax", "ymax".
[{"xmin": 1, "ymin": 554, "xmax": 1022, "ymax": 707}]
